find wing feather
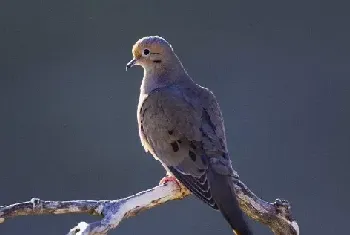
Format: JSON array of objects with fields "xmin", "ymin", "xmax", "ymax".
[{"xmin": 139, "ymin": 84, "xmax": 233, "ymax": 211}]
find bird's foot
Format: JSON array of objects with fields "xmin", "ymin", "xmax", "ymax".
[{"xmin": 159, "ymin": 175, "xmax": 181, "ymax": 188}]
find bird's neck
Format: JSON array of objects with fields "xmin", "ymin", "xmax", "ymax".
[{"xmin": 140, "ymin": 61, "xmax": 191, "ymax": 95}]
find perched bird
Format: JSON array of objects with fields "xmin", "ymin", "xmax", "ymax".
[{"xmin": 126, "ymin": 36, "xmax": 252, "ymax": 235}]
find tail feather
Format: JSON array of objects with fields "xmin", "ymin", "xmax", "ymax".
[{"xmin": 207, "ymin": 167, "xmax": 253, "ymax": 235}]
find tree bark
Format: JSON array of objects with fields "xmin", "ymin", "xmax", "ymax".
[{"xmin": 0, "ymin": 178, "xmax": 299, "ymax": 235}]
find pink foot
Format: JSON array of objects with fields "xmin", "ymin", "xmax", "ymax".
[{"xmin": 159, "ymin": 175, "xmax": 181, "ymax": 187}]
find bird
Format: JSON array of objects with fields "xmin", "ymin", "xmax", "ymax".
[{"xmin": 126, "ymin": 36, "xmax": 252, "ymax": 235}]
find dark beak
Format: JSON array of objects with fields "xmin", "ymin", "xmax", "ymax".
[{"xmin": 126, "ymin": 59, "xmax": 137, "ymax": 71}]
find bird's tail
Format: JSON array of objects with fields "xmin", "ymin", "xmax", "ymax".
[{"xmin": 207, "ymin": 167, "xmax": 252, "ymax": 235}]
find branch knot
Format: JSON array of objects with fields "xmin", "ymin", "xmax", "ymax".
[
  {"xmin": 30, "ymin": 198, "xmax": 43, "ymax": 212},
  {"xmin": 274, "ymin": 198, "xmax": 294, "ymax": 222}
]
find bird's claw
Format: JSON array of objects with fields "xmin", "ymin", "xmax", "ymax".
[{"xmin": 159, "ymin": 175, "xmax": 181, "ymax": 188}]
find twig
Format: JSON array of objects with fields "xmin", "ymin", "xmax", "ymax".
[{"xmin": 0, "ymin": 178, "xmax": 299, "ymax": 235}]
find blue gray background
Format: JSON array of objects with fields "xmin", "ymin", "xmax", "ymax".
[{"xmin": 1, "ymin": 0, "xmax": 349, "ymax": 234}]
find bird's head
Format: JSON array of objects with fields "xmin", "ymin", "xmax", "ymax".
[{"xmin": 126, "ymin": 36, "xmax": 177, "ymax": 71}]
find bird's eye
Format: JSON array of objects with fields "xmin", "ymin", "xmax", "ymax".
[{"xmin": 142, "ymin": 49, "xmax": 150, "ymax": 56}]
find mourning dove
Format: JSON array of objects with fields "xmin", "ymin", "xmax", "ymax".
[{"xmin": 126, "ymin": 36, "xmax": 252, "ymax": 235}]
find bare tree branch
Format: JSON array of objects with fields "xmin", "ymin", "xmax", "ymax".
[{"xmin": 0, "ymin": 178, "xmax": 299, "ymax": 235}]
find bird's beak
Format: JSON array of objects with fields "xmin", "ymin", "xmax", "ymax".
[{"xmin": 126, "ymin": 59, "xmax": 137, "ymax": 71}]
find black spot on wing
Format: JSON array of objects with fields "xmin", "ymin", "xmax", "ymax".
[
  {"xmin": 171, "ymin": 142, "xmax": 179, "ymax": 152},
  {"xmin": 189, "ymin": 150, "xmax": 196, "ymax": 161},
  {"xmin": 168, "ymin": 166, "xmax": 218, "ymax": 210}
]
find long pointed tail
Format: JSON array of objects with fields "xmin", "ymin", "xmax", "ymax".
[{"xmin": 207, "ymin": 167, "xmax": 253, "ymax": 235}]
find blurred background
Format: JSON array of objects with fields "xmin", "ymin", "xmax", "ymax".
[{"xmin": 0, "ymin": 0, "xmax": 349, "ymax": 234}]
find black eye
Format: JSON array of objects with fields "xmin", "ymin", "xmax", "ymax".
[{"xmin": 143, "ymin": 49, "xmax": 150, "ymax": 56}]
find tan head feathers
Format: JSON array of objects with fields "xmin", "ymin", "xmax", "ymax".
[
  {"xmin": 126, "ymin": 36, "xmax": 177, "ymax": 71},
  {"xmin": 132, "ymin": 36, "xmax": 173, "ymax": 59}
]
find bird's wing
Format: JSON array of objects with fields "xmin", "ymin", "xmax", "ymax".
[{"xmin": 138, "ymin": 84, "xmax": 235, "ymax": 209}]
